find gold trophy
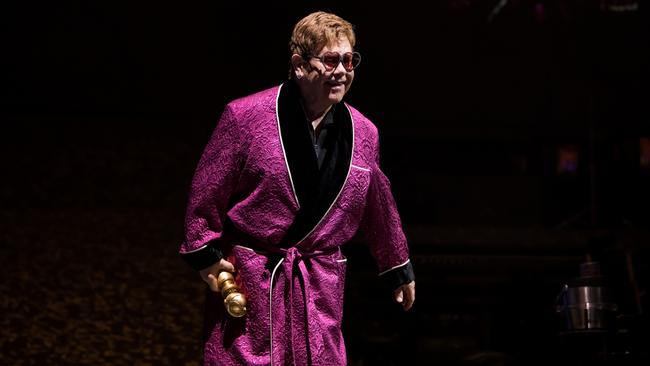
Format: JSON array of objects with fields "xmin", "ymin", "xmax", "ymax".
[{"xmin": 217, "ymin": 271, "xmax": 247, "ymax": 317}]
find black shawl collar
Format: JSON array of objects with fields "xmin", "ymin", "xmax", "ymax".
[{"xmin": 276, "ymin": 80, "xmax": 353, "ymax": 247}]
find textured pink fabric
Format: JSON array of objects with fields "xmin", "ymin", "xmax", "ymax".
[{"xmin": 181, "ymin": 85, "xmax": 410, "ymax": 365}]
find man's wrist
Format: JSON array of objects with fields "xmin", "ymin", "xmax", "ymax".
[
  {"xmin": 180, "ymin": 242, "xmax": 224, "ymax": 271},
  {"xmin": 380, "ymin": 260, "xmax": 415, "ymax": 290}
]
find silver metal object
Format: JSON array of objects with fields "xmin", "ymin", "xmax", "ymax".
[{"xmin": 557, "ymin": 283, "xmax": 618, "ymax": 330}]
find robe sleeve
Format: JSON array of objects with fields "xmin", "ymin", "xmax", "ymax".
[
  {"xmin": 179, "ymin": 105, "xmax": 245, "ymax": 271},
  {"xmin": 356, "ymin": 129, "xmax": 415, "ymax": 290}
]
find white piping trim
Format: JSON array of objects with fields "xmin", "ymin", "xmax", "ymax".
[
  {"xmin": 269, "ymin": 257, "xmax": 284, "ymax": 366},
  {"xmin": 294, "ymin": 104, "xmax": 355, "ymax": 246},
  {"xmin": 275, "ymin": 84, "xmax": 301, "ymax": 208},
  {"xmin": 233, "ymin": 244, "xmax": 255, "ymax": 252},
  {"xmin": 351, "ymin": 164, "xmax": 370, "ymax": 172},
  {"xmin": 378, "ymin": 259, "xmax": 411, "ymax": 276},
  {"xmin": 336, "ymin": 258, "xmax": 348, "ymax": 263},
  {"xmin": 180, "ymin": 242, "xmax": 211, "ymax": 254},
  {"xmin": 234, "ymin": 244, "xmax": 271, "ymax": 256}
]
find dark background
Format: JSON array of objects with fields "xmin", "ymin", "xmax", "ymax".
[{"xmin": 2, "ymin": 0, "xmax": 649, "ymax": 365}]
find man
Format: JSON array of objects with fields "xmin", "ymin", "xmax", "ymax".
[{"xmin": 180, "ymin": 11, "xmax": 415, "ymax": 365}]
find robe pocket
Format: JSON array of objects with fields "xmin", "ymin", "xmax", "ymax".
[
  {"xmin": 334, "ymin": 255, "xmax": 347, "ymax": 293},
  {"xmin": 332, "ymin": 254, "xmax": 347, "ymax": 324},
  {"xmin": 310, "ymin": 253, "xmax": 346, "ymax": 317},
  {"xmin": 332, "ymin": 252, "xmax": 348, "ymax": 279},
  {"xmin": 336, "ymin": 165, "xmax": 371, "ymax": 214},
  {"xmin": 229, "ymin": 246, "xmax": 275, "ymax": 310},
  {"xmin": 321, "ymin": 253, "xmax": 348, "ymax": 317},
  {"xmin": 225, "ymin": 245, "xmax": 271, "ymax": 355},
  {"xmin": 230, "ymin": 244, "xmax": 263, "ymax": 270}
]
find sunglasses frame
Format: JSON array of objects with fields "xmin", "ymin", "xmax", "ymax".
[{"xmin": 306, "ymin": 51, "xmax": 362, "ymax": 72}]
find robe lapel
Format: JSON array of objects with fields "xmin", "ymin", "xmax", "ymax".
[{"xmin": 276, "ymin": 81, "xmax": 353, "ymax": 247}]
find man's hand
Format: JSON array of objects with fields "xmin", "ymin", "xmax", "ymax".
[
  {"xmin": 394, "ymin": 281, "xmax": 415, "ymax": 311},
  {"xmin": 199, "ymin": 259, "xmax": 236, "ymax": 292}
]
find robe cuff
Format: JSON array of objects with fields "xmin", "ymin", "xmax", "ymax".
[
  {"xmin": 379, "ymin": 260, "xmax": 415, "ymax": 290},
  {"xmin": 179, "ymin": 241, "xmax": 223, "ymax": 271}
]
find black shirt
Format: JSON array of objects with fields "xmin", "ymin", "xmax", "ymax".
[{"xmin": 306, "ymin": 106, "xmax": 335, "ymax": 169}]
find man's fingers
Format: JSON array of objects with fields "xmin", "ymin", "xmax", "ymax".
[
  {"xmin": 394, "ymin": 288, "xmax": 404, "ymax": 303},
  {"xmin": 403, "ymin": 289, "xmax": 414, "ymax": 311},
  {"xmin": 206, "ymin": 273, "xmax": 220, "ymax": 292},
  {"xmin": 199, "ymin": 259, "xmax": 238, "ymax": 293},
  {"xmin": 394, "ymin": 282, "xmax": 416, "ymax": 311},
  {"xmin": 403, "ymin": 282, "xmax": 416, "ymax": 311},
  {"xmin": 219, "ymin": 259, "xmax": 235, "ymax": 273}
]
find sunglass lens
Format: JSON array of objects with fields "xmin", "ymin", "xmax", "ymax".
[
  {"xmin": 342, "ymin": 53, "xmax": 353, "ymax": 71},
  {"xmin": 322, "ymin": 54, "xmax": 340, "ymax": 70},
  {"xmin": 342, "ymin": 53, "xmax": 361, "ymax": 71}
]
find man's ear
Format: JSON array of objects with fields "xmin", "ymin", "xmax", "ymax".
[{"xmin": 291, "ymin": 54, "xmax": 306, "ymax": 79}]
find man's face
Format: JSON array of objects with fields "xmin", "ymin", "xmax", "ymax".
[{"xmin": 298, "ymin": 38, "xmax": 356, "ymax": 107}]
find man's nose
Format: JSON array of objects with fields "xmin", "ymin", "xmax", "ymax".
[{"xmin": 332, "ymin": 60, "xmax": 347, "ymax": 75}]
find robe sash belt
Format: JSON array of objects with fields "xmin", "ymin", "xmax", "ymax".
[{"xmin": 251, "ymin": 244, "xmax": 337, "ymax": 366}]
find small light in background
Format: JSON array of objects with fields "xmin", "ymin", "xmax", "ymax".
[
  {"xmin": 557, "ymin": 145, "xmax": 579, "ymax": 175},
  {"xmin": 600, "ymin": 0, "xmax": 639, "ymax": 12}
]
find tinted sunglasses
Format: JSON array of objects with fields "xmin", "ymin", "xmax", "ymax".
[{"xmin": 307, "ymin": 51, "xmax": 361, "ymax": 72}]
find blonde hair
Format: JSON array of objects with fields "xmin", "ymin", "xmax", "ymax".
[{"xmin": 289, "ymin": 11, "xmax": 356, "ymax": 58}]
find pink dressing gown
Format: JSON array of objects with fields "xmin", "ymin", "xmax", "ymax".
[{"xmin": 180, "ymin": 82, "xmax": 413, "ymax": 366}]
